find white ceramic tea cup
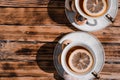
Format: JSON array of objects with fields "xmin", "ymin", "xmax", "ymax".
[
  {"xmin": 75, "ymin": 0, "xmax": 112, "ymax": 19},
  {"xmin": 61, "ymin": 41, "xmax": 101, "ymax": 80},
  {"xmin": 65, "ymin": 0, "xmax": 114, "ymax": 22}
]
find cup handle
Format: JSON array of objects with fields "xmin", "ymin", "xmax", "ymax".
[
  {"xmin": 86, "ymin": 19, "xmax": 97, "ymax": 26},
  {"xmin": 74, "ymin": 13, "xmax": 98, "ymax": 26}
]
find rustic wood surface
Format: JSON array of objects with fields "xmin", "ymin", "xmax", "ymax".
[{"xmin": 0, "ymin": 0, "xmax": 120, "ymax": 80}]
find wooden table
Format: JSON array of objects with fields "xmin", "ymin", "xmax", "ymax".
[{"xmin": 0, "ymin": 0, "xmax": 119, "ymax": 80}]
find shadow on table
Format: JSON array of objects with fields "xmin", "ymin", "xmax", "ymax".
[
  {"xmin": 47, "ymin": 0, "xmax": 78, "ymax": 31},
  {"xmin": 36, "ymin": 0, "xmax": 78, "ymax": 80},
  {"xmin": 36, "ymin": 34, "xmax": 66, "ymax": 80}
]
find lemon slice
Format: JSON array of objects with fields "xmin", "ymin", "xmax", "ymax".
[
  {"xmin": 68, "ymin": 49, "xmax": 94, "ymax": 73},
  {"xmin": 83, "ymin": 0, "xmax": 108, "ymax": 17}
]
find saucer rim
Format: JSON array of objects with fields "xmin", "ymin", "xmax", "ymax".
[
  {"xmin": 65, "ymin": 0, "xmax": 118, "ymax": 32},
  {"xmin": 53, "ymin": 32, "xmax": 105, "ymax": 79}
]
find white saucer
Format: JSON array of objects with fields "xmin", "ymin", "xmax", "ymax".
[
  {"xmin": 53, "ymin": 32, "xmax": 105, "ymax": 80},
  {"xmin": 65, "ymin": 0, "xmax": 118, "ymax": 32}
]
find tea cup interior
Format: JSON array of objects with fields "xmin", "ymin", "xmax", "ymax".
[
  {"xmin": 75, "ymin": 0, "xmax": 111, "ymax": 19},
  {"xmin": 61, "ymin": 42, "xmax": 96, "ymax": 78}
]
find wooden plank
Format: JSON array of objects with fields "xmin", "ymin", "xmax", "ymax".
[
  {"xmin": 0, "ymin": 61, "xmax": 119, "ymax": 79},
  {"xmin": 0, "ymin": 8, "xmax": 119, "ymax": 26},
  {"xmin": 0, "ymin": 61, "xmax": 55, "ymax": 77},
  {"xmin": 0, "ymin": 0, "xmax": 65, "ymax": 8},
  {"xmin": 0, "ymin": 42, "xmax": 119, "ymax": 79},
  {"xmin": 0, "ymin": 77, "xmax": 56, "ymax": 80},
  {"xmin": 100, "ymin": 73, "xmax": 120, "ymax": 80},
  {"xmin": 0, "ymin": 0, "xmax": 120, "ymax": 8},
  {"xmin": 0, "ymin": 25, "xmax": 72, "ymax": 42},
  {"xmin": 0, "ymin": 76, "xmax": 120, "ymax": 80},
  {"xmin": 0, "ymin": 25, "xmax": 119, "ymax": 43},
  {"xmin": 0, "ymin": 41, "xmax": 119, "ymax": 61},
  {"xmin": 0, "ymin": 8, "xmax": 69, "ymax": 25},
  {"xmin": 0, "ymin": 61, "xmax": 119, "ymax": 74}
]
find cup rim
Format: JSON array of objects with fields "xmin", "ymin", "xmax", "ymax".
[
  {"xmin": 75, "ymin": 0, "xmax": 112, "ymax": 19},
  {"xmin": 61, "ymin": 42, "xmax": 97, "ymax": 78}
]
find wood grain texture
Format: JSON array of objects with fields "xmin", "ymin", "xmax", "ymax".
[
  {"xmin": 0, "ymin": 77, "xmax": 56, "ymax": 80},
  {"xmin": 0, "ymin": 8, "xmax": 68, "ymax": 25},
  {"xmin": 0, "ymin": 8, "xmax": 120, "ymax": 26},
  {"xmin": 0, "ymin": 61, "xmax": 119, "ymax": 78},
  {"xmin": 0, "ymin": 42, "xmax": 119, "ymax": 61},
  {"xmin": 0, "ymin": 41, "xmax": 119, "ymax": 79},
  {"xmin": 0, "ymin": 0, "xmax": 119, "ymax": 80},
  {"xmin": 0, "ymin": 0, "xmax": 120, "ymax": 8},
  {"xmin": 0, "ymin": 25, "xmax": 119, "ymax": 43},
  {"xmin": 0, "ymin": 0, "xmax": 65, "ymax": 8}
]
